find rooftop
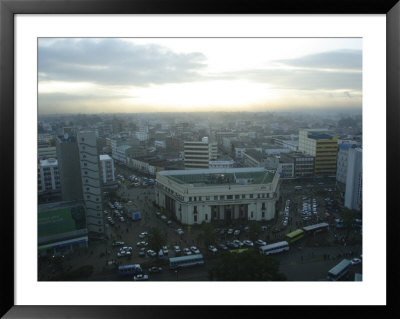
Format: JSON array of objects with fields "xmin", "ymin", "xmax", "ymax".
[{"xmin": 159, "ymin": 167, "xmax": 275, "ymax": 186}]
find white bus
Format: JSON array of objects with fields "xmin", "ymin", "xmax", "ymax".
[
  {"xmin": 259, "ymin": 241, "xmax": 289, "ymax": 256},
  {"xmin": 169, "ymin": 254, "xmax": 204, "ymax": 270},
  {"xmin": 327, "ymin": 259, "xmax": 351, "ymax": 281}
]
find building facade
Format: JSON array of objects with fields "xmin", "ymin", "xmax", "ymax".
[
  {"xmin": 155, "ymin": 167, "xmax": 280, "ymax": 225},
  {"xmin": 56, "ymin": 135, "xmax": 84, "ymax": 202},
  {"xmin": 99, "ymin": 154, "xmax": 115, "ymax": 184},
  {"xmin": 77, "ymin": 131, "xmax": 104, "ymax": 235},
  {"xmin": 38, "ymin": 158, "xmax": 61, "ymax": 194},
  {"xmin": 344, "ymin": 148, "xmax": 362, "ymax": 211},
  {"xmin": 280, "ymin": 152, "xmax": 315, "ymax": 178},
  {"xmin": 184, "ymin": 138, "xmax": 218, "ymax": 169},
  {"xmin": 299, "ymin": 129, "xmax": 338, "ymax": 176}
]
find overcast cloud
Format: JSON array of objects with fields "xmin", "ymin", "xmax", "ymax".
[{"xmin": 39, "ymin": 38, "xmax": 207, "ymax": 86}]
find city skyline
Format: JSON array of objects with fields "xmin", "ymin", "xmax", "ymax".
[{"xmin": 38, "ymin": 38, "xmax": 362, "ymax": 114}]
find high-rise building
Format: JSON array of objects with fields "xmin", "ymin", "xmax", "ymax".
[
  {"xmin": 184, "ymin": 137, "xmax": 218, "ymax": 169},
  {"xmin": 56, "ymin": 134, "xmax": 83, "ymax": 201},
  {"xmin": 99, "ymin": 154, "xmax": 115, "ymax": 184},
  {"xmin": 336, "ymin": 143, "xmax": 357, "ymax": 184},
  {"xmin": 345, "ymin": 148, "xmax": 362, "ymax": 211},
  {"xmin": 38, "ymin": 158, "xmax": 61, "ymax": 194},
  {"xmin": 298, "ymin": 129, "xmax": 338, "ymax": 176},
  {"xmin": 77, "ymin": 131, "xmax": 104, "ymax": 235}
]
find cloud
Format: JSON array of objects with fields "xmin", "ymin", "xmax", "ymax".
[
  {"xmin": 276, "ymin": 50, "xmax": 362, "ymax": 70},
  {"xmin": 38, "ymin": 39, "xmax": 207, "ymax": 86},
  {"xmin": 219, "ymin": 68, "xmax": 362, "ymax": 91}
]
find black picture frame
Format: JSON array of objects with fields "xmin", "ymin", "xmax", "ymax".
[{"xmin": 1, "ymin": 0, "xmax": 398, "ymax": 317}]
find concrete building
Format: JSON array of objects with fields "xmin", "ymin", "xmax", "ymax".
[
  {"xmin": 299, "ymin": 129, "xmax": 338, "ymax": 176},
  {"xmin": 77, "ymin": 131, "xmax": 105, "ymax": 235},
  {"xmin": 336, "ymin": 144, "xmax": 358, "ymax": 184},
  {"xmin": 184, "ymin": 137, "xmax": 218, "ymax": 169},
  {"xmin": 280, "ymin": 152, "xmax": 315, "ymax": 178},
  {"xmin": 209, "ymin": 160, "xmax": 235, "ymax": 169},
  {"xmin": 99, "ymin": 154, "xmax": 115, "ymax": 184},
  {"xmin": 38, "ymin": 158, "xmax": 61, "ymax": 193},
  {"xmin": 38, "ymin": 146, "xmax": 57, "ymax": 161},
  {"xmin": 56, "ymin": 135, "xmax": 84, "ymax": 202},
  {"xmin": 38, "ymin": 201, "xmax": 88, "ymax": 257},
  {"xmin": 345, "ymin": 148, "xmax": 362, "ymax": 211},
  {"xmin": 155, "ymin": 167, "xmax": 280, "ymax": 225}
]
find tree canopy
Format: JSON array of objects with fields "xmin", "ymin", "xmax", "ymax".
[
  {"xmin": 211, "ymin": 249, "xmax": 287, "ymax": 281},
  {"xmin": 148, "ymin": 227, "xmax": 167, "ymax": 253}
]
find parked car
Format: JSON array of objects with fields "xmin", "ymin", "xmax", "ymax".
[
  {"xmin": 139, "ymin": 232, "xmax": 148, "ymax": 239},
  {"xmin": 242, "ymin": 240, "xmax": 254, "ymax": 247},
  {"xmin": 227, "ymin": 229, "xmax": 234, "ymax": 235},
  {"xmin": 255, "ymin": 239, "xmax": 267, "ymax": 246},
  {"xmin": 136, "ymin": 241, "xmax": 148, "ymax": 247},
  {"xmin": 176, "ymin": 228, "xmax": 184, "ymax": 235},
  {"xmin": 147, "ymin": 249, "xmax": 157, "ymax": 257},
  {"xmin": 162, "ymin": 246, "xmax": 169, "ymax": 255},
  {"xmin": 208, "ymin": 245, "xmax": 218, "ymax": 253},
  {"xmin": 183, "ymin": 248, "xmax": 192, "ymax": 256},
  {"xmin": 139, "ymin": 248, "xmax": 146, "ymax": 257},
  {"xmin": 174, "ymin": 246, "xmax": 181, "ymax": 254},
  {"xmin": 351, "ymin": 258, "xmax": 361, "ymax": 265},
  {"xmin": 233, "ymin": 230, "xmax": 240, "ymax": 236},
  {"xmin": 190, "ymin": 246, "xmax": 200, "ymax": 254},
  {"xmin": 133, "ymin": 274, "xmax": 149, "ymax": 281},
  {"xmin": 112, "ymin": 241, "xmax": 124, "ymax": 246},
  {"xmin": 217, "ymin": 243, "xmax": 229, "ymax": 251},
  {"xmin": 148, "ymin": 266, "xmax": 162, "ymax": 273}
]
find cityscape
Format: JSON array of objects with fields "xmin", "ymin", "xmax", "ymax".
[{"xmin": 37, "ymin": 38, "xmax": 362, "ymax": 282}]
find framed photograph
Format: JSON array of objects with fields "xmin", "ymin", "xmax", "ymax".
[{"xmin": 1, "ymin": 0, "xmax": 398, "ymax": 317}]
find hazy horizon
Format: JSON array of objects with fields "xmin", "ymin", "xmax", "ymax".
[{"xmin": 38, "ymin": 38, "xmax": 362, "ymax": 114}]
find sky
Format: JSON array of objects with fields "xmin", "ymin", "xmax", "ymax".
[{"xmin": 38, "ymin": 38, "xmax": 362, "ymax": 114}]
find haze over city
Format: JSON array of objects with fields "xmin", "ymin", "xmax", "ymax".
[{"xmin": 38, "ymin": 38, "xmax": 362, "ymax": 114}]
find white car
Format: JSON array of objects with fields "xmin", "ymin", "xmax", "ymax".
[
  {"xmin": 190, "ymin": 246, "xmax": 200, "ymax": 254},
  {"xmin": 351, "ymin": 258, "xmax": 361, "ymax": 265},
  {"xmin": 208, "ymin": 245, "xmax": 218, "ymax": 253},
  {"xmin": 139, "ymin": 232, "xmax": 148, "ymax": 239},
  {"xmin": 147, "ymin": 249, "xmax": 157, "ymax": 257},
  {"xmin": 162, "ymin": 246, "xmax": 169, "ymax": 255},
  {"xmin": 234, "ymin": 230, "xmax": 240, "ymax": 236},
  {"xmin": 242, "ymin": 240, "xmax": 254, "ymax": 247},
  {"xmin": 133, "ymin": 274, "xmax": 149, "ymax": 281},
  {"xmin": 255, "ymin": 239, "xmax": 267, "ymax": 246},
  {"xmin": 183, "ymin": 248, "xmax": 192, "ymax": 255}
]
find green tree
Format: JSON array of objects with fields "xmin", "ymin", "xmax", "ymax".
[
  {"xmin": 197, "ymin": 222, "xmax": 217, "ymax": 248},
  {"xmin": 248, "ymin": 221, "xmax": 261, "ymax": 242},
  {"xmin": 148, "ymin": 227, "xmax": 167, "ymax": 254},
  {"xmin": 211, "ymin": 249, "xmax": 287, "ymax": 281}
]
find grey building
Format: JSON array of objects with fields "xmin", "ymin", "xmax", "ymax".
[{"xmin": 344, "ymin": 148, "xmax": 362, "ymax": 211}]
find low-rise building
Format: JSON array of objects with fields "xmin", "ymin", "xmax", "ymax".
[
  {"xmin": 155, "ymin": 167, "xmax": 280, "ymax": 225},
  {"xmin": 38, "ymin": 201, "xmax": 88, "ymax": 257}
]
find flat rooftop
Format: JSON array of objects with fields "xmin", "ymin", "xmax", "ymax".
[{"xmin": 159, "ymin": 168, "xmax": 275, "ymax": 186}]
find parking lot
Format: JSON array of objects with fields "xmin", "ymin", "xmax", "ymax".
[{"xmin": 39, "ymin": 169, "xmax": 362, "ymax": 281}]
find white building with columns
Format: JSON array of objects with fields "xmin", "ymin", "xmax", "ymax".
[{"xmin": 155, "ymin": 167, "xmax": 280, "ymax": 225}]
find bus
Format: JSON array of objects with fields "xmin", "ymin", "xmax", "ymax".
[
  {"xmin": 169, "ymin": 254, "xmax": 204, "ymax": 270},
  {"xmin": 259, "ymin": 241, "xmax": 289, "ymax": 256},
  {"xmin": 302, "ymin": 222, "xmax": 329, "ymax": 234},
  {"xmin": 118, "ymin": 264, "xmax": 142, "ymax": 276},
  {"xmin": 327, "ymin": 259, "xmax": 351, "ymax": 281},
  {"xmin": 285, "ymin": 229, "xmax": 305, "ymax": 243}
]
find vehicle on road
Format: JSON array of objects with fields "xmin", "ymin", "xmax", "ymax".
[
  {"xmin": 112, "ymin": 241, "xmax": 125, "ymax": 246},
  {"xmin": 234, "ymin": 230, "xmax": 240, "ymax": 236},
  {"xmin": 174, "ymin": 246, "xmax": 181, "ymax": 254},
  {"xmin": 255, "ymin": 239, "xmax": 267, "ymax": 246},
  {"xmin": 162, "ymin": 246, "xmax": 169, "ymax": 255},
  {"xmin": 217, "ymin": 243, "xmax": 229, "ymax": 251},
  {"xmin": 176, "ymin": 228, "xmax": 184, "ymax": 235},
  {"xmin": 190, "ymin": 246, "xmax": 200, "ymax": 254},
  {"xmin": 327, "ymin": 259, "xmax": 351, "ymax": 281},
  {"xmin": 169, "ymin": 254, "xmax": 205, "ymax": 270},
  {"xmin": 242, "ymin": 240, "xmax": 254, "ymax": 247},
  {"xmin": 259, "ymin": 241, "xmax": 289, "ymax": 256},
  {"xmin": 351, "ymin": 258, "xmax": 361, "ymax": 265},
  {"xmin": 147, "ymin": 249, "xmax": 157, "ymax": 257},
  {"xmin": 139, "ymin": 232, "xmax": 148, "ymax": 239},
  {"xmin": 133, "ymin": 274, "xmax": 149, "ymax": 281},
  {"xmin": 285, "ymin": 229, "xmax": 305, "ymax": 244},
  {"xmin": 208, "ymin": 245, "xmax": 218, "ymax": 253},
  {"xmin": 148, "ymin": 266, "xmax": 162, "ymax": 273},
  {"xmin": 183, "ymin": 248, "xmax": 192, "ymax": 256},
  {"xmin": 118, "ymin": 264, "xmax": 142, "ymax": 276}
]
